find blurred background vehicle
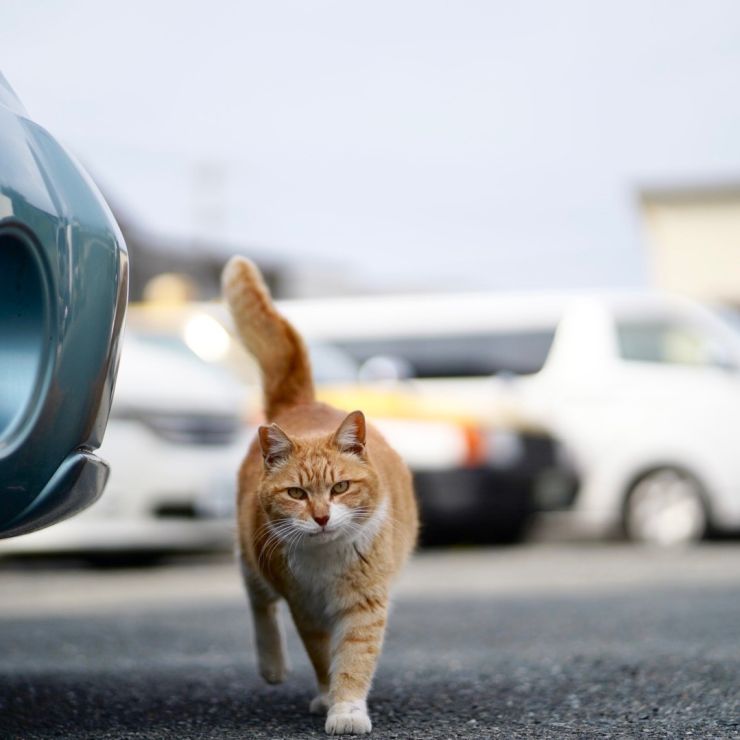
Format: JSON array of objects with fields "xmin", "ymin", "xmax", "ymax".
[
  {"xmin": 520, "ymin": 292, "xmax": 740, "ymax": 545},
  {"xmin": 0, "ymin": 72, "xmax": 127, "ymax": 539},
  {"xmin": 0, "ymin": 331, "xmax": 249, "ymax": 561},
  {"xmin": 273, "ymin": 289, "xmax": 740, "ymax": 546}
]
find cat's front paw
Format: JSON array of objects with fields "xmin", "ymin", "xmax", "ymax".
[
  {"xmin": 309, "ymin": 692, "xmax": 330, "ymax": 715},
  {"xmin": 325, "ymin": 701, "xmax": 372, "ymax": 735}
]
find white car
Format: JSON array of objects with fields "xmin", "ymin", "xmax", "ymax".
[
  {"xmin": 0, "ymin": 332, "xmax": 250, "ymax": 559},
  {"xmin": 520, "ymin": 293, "xmax": 740, "ymax": 545}
]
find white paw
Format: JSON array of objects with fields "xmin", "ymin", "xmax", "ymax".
[
  {"xmin": 309, "ymin": 692, "xmax": 330, "ymax": 715},
  {"xmin": 325, "ymin": 701, "xmax": 372, "ymax": 735},
  {"xmin": 258, "ymin": 653, "xmax": 287, "ymax": 684}
]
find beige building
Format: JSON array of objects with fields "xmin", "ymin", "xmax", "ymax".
[{"xmin": 641, "ymin": 184, "xmax": 740, "ymax": 307}]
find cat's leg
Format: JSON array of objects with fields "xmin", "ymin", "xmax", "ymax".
[
  {"xmin": 240, "ymin": 560, "xmax": 288, "ymax": 684},
  {"xmin": 325, "ymin": 597, "xmax": 388, "ymax": 735},
  {"xmin": 291, "ymin": 610, "xmax": 332, "ymax": 715}
]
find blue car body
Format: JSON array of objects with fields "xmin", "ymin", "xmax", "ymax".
[{"xmin": 0, "ymin": 73, "xmax": 128, "ymax": 537}]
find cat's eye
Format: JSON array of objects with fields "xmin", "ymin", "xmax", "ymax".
[
  {"xmin": 331, "ymin": 480, "xmax": 349, "ymax": 495},
  {"xmin": 287, "ymin": 487, "xmax": 307, "ymax": 500}
]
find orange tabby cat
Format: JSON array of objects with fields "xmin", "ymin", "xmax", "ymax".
[{"xmin": 222, "ymin": 256, "xmax": 418, "ymax": 736}]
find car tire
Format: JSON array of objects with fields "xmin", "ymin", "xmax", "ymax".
[{"xmin": 624, "ymin": 468, "xmax": 708, "ymax": 546}]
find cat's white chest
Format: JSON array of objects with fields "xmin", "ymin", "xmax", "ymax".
[{"xmin": 287, "ymin": 540, "xmax": 354, "ymax": 624}]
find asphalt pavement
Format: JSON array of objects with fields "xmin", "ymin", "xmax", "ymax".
[{"xmin": 1, "ymin": 545, "xmax": 738, "ymax": 739}]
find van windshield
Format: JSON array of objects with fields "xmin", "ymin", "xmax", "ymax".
[{"xmin": 333, "ymin": 330, "xmax": 556, "ymax": 378}]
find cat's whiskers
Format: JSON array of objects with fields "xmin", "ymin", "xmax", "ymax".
[
  {"xmin": 257, "ymin": 532, "xmax": 280, "ymax": 569},
  {"xmin": 258, "ymin": 518, "xmax": 300, "ymax": 567},
  {"xmin": 286, "ymin": 527, "xmax": 308, "ymax": 564}
]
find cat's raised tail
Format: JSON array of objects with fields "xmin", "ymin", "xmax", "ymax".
[{"xmin": 222, "ymin": 256, "xmax": 314, "ymax": 419}]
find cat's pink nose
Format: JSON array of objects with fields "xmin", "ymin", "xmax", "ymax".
[{"xmin": 313, "ymin": 514, "xmax": 330, "ymax": 527}]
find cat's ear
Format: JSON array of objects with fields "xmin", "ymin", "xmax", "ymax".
[
  {"xmin": 258, "ymin": 424, "xmax": 294, "ymax": 469},
  {"xmin": 332, "ymin": 410, "xmax": 366, "ymax": 457}
]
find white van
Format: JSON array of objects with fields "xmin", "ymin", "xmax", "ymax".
[
  {"xmin": 271, "ymin": 290, "xmax": 740, "ymax": 546},
  {"xmin": 523, "ymin": 292, "xmax": 740, "ymax": 545}
]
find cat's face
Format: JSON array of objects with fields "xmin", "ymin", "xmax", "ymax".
[{"xmin": 257, "ymin": 411, "xmax": 382, "ymax": 546}]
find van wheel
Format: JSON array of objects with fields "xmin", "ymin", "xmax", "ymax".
[{"xmin": 624, "ymin": 469, "xmax": 707, "ymax": 546}]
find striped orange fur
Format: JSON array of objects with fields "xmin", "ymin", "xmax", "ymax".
[{"xmin": 222, "ymin": 257, "xmax": 418, "ymax": 736}]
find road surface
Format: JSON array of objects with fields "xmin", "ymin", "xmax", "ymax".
[{"xmin": 1, "ymin": 545, "xmax": 738, "ymax": 739}]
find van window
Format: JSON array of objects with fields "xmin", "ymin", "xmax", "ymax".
[
  {"xmin": 334, "ymin": 331, "xmax": 556, "ymax": 378},
  {"xmin": 617, "ymin": 320, "xmax": 731, "ymax": 367}
]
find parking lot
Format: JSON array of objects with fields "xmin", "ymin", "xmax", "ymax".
[{"xmin": 1, "ymin": 544, "xmax": 738, "ymax": 739}]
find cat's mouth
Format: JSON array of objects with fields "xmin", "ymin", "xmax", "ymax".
[{"xmin": 308, "ymin": 527, "xmax": 341, "ymax": 540}]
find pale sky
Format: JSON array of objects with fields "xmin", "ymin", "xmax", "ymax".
[{"xmin": 3, "ymin": 1, "xmax": 740, "ymax": 292}]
